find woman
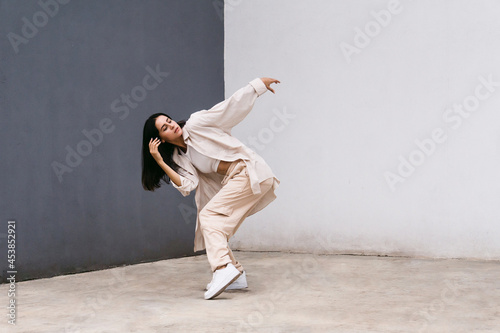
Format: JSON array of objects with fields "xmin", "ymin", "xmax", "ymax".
[{"xmin": 141, "ymin": 77, "xmax": 281, "ymax": 299}]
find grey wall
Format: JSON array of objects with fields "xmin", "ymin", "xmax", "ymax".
[{"xmin": 0, "ymin": 0, "xmax": 224, "ymax": 282}]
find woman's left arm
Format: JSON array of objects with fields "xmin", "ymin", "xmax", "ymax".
[{"xmin": 189, "ymin": 77, "xmax": 280, "ymax": 133}]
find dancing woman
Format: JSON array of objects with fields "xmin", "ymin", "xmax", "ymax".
[{"xmin": 141, "ymin": 77, "xmax": 280, "ymax": 299}]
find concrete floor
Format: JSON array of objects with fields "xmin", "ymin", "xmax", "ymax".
[{"xmin": 1, "ymin": 251, "xmax": 499, "ymax": 333}]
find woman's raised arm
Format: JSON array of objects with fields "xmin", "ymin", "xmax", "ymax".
[{"xmin": 188, "ymin": 77, "xmax": 280, "ymax": 133}]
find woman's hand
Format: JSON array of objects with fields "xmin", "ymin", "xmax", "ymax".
[
  {"xmin": 260, "ymin": 77, "xmax": 280, "ymax": 94},
  {"xmin": 149, "ymin": 138, "xmax": 163, "ymax": 163}
]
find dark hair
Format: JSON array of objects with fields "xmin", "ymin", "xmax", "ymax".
[{"xmin": 141, "ymin": 113, "xmax": 187, "ymax": 191}]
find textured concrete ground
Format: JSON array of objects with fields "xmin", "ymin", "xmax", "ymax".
[{"xmin": 1, "ymin": 251, "xmax": 499, "ymax": 333}]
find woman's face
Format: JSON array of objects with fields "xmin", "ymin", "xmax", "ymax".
[{"xmin": 154, "ymin": 115, "xmax": 182, "ymax": 144}]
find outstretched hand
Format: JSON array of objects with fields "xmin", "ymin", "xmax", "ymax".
[{"xmin": 261, "ymin": 77, "xmax": 280, "ymax": 94}]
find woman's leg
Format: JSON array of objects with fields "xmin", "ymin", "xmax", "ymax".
[
  {"xmin": 199, "ymin": 161, "xmax": 274, "ymax": 273},
  {"xmin": 227, "ymin": 246, "xmax": 244, "ymax": 273}
]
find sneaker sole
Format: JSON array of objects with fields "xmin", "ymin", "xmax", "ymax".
[
  {"xmin": 205, "ymin": 284, "xmax": 247, "ymax": 291},
  {"xmin": 204, "ymin": 272, "xmax": 241, "ymax": 300},
  {"xmin": 225, "ymin": 285, "xmax": 248, "ymax": 290}
]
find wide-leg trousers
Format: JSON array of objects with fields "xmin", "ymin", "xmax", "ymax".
[{"xmin": 199, "ymin": 159, "xmax": 274, "ymax": 273}]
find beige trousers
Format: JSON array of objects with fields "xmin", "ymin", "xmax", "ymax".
[{"xmin": 199, "ymin": 159, "xmax": 274, "ymax": 273}]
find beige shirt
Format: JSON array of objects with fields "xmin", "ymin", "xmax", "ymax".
[{"xmin": 171, "ymin": 78, "xmax": 280, "ymax": 252}]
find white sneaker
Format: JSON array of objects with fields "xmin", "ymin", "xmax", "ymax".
[
  {"xmin": 206, "ymin": 270, "xmax": 247, "ymax": 291},
  {"xmin": 204, "ymin": 263, "xmax": 241, "ymax": 300}
]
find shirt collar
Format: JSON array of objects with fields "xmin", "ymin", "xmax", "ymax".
[{"xmin": 181, "ymin": 124, "xmax": 190, "ymax": 141}]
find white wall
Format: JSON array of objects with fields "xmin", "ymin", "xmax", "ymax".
[{"xmin": 225, "ymin": 0, "xmax": 500, "ymax": 260}]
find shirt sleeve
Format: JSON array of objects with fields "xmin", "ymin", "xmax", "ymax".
[
  {"xmin": 188, "ymin": 78, "xmax": 268, "ymax": 133},
  {"xmin": 171, "ymin": 174, "xmax": 198, "ymax": 197}
]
